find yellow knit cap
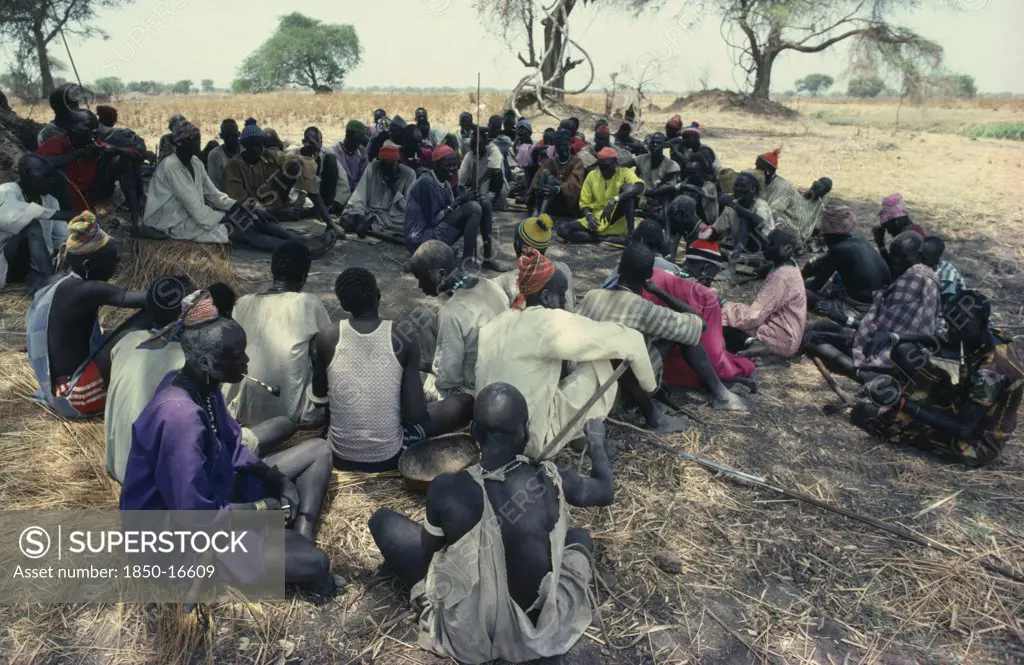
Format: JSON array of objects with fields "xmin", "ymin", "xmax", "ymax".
[{"xmin": 516, "ymin": 214, "xmax": 553, "ymax": 250}]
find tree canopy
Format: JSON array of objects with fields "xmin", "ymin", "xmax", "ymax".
[
  {"xmin": 795, "ymin": 74, "xmax": 834, "ymax": 96},
  {"xmin": 232, "ymin": 13, "xmax": 362, "ymax": 93},
  {"xmin": 0, "ymin": 0, "xmax": 134, "ymax": 96},
  {"xmin": 631, "ymin": 0, "xmax": 942, "ymax": 102},
  {"xmin": 848, "ymin": 74, "xmax": 886, "ymax": 98}
]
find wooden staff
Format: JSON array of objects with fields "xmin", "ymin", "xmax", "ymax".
[{"xmin": 813, "ymin": 357, "xmax": 855, "ymax": 406}]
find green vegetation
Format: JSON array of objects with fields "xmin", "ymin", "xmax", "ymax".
[
  {"xmin": 964, "ymin": 123, "xmax": 1024, "ymax": 141},
  {"xmin": 232, "ymin": 13, "xmax": 362, "ymax": 93}
]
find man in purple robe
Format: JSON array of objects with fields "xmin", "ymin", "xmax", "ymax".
[{"xmin": 119, "ymin": 291, "xmax": 342, "ymax": 598}]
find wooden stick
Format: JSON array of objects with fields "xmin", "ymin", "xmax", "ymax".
[
  {"xmin": 608, "ymin": 417, "xmax": 1024, "ymax": 584},
  {"xmin": 813, "ymin": 357, "xmax": 855, "ymax": 405},
  {"xmin": 546, "ymin": 361, "xmax": 631, "ymax": 455}
]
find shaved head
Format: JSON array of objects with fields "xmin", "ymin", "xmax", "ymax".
[
  {"xmin": 474, "ymin": 383, "xmax": 529, "ymax": 434},
  {"xmin": 889, "ymin": 230, "xmax": 924, "ymax": 278},
  {"xmin": 408, "ymin": 240, "xmax": 457, "ymax": 296}
]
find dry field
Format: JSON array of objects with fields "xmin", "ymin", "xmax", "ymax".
[{"xmin": 1, "ymin": 93, "xmax": 1023, "ymax": 664}]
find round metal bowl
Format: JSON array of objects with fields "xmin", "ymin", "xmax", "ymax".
[{"xmin": 398, "ymin": 435, "xmax": 480, "ymax": 494}]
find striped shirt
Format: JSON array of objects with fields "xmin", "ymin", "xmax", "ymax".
[{"xmin": 576, "ymin": 288, "xmax": 703, "ymax": 347}]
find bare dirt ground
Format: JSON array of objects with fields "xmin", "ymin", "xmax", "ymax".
[{"xmin": 0, "ymin": 97, "xmax": 1022, "ymax": 664}]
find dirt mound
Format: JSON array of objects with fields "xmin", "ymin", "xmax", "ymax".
[
  {"xmin": 0, "ymin": 95, "xmax": 43, "ymax": 185},
  {"xmin": 665, "ymin": 88, "xmax": 798, "ymax": 118}
]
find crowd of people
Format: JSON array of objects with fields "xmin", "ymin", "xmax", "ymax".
[{"xmin": 1, "ymin": 82, "xmax": 1020, "ymax": 664}]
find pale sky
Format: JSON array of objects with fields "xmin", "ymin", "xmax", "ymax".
[{"xmin": 2, "ymin": 0, "xmax": 1022, "ymax": 94}]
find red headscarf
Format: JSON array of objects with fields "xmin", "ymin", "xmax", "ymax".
[{"xmin": 512, "ymin": 248, "xmax": 556, "ymax": 310}]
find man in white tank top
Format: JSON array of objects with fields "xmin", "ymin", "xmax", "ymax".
[
  {"xmin": 407, "ymin": 240, "xmax": 508, "ymax": 400},
  {"xmin": 309, "ymin": 268, "xmax": 472, "ymax": 472}
]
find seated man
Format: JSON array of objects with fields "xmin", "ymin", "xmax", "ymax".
[
  {"xmin": 633, "ymin": 132, "xmax": 707, "ymax": 252},
  {"xmin": 805, "ymin": 231, "xmax": 939, "ymax": 381},
  {"xmin": 577, "ymin": 122, "xmax": 624, "ymax": 171},
  {"xmin": 205, "ymin": 119, "xmax": 241, "ymax": 191},
  {"xmin": 36, "ymin": 111, "xmax": 146, "ymax": 234},
  {"xmin": 157, "ymin": 114, "xmax": 186, "ymax": 161},
  {"xmin": 310, "ymin": 268, "xmax": 471, "ymax": 471},
  {"xmin": 341, "ymin": 141, "xmax": 416, "ymax": 238},
  {"xmin": 291, "ymin": 126, "xmax": 345, "ymax": 238},
  {"xmin": 119, "ymin": 292, "xmax": 339, "ymax": 597},
  {"xmin": 414, "ymin": 107, "xmax": 447, "ymax": 148},
  {"xmin": 605, "ymin": 221, "xmax": 756, "ymax": 390},
  {"xmin": 698, "ymin": 171, "xmax": 775, "ymax": 277},
  {"xmin": 408, "ymin": 240, "xmax": 509, "ymax": 399},
  {"xmin": 613, "ymin": 122, "xmax": 646, "ymax": 161},
  {"xmin": 496, "ymin": 214, "xmax": 576, "ymax": 312},
  {"xmin": 222, "ymin": 118, "xmax": 306, "ymax": 223},
  {"xmin": 368, "ymin": 383, "xmax": 608, "ymax": 664},
  {"xmin": 458, "ymin": 132, "xmax": 508, "ymax": 210},
  {"xmin": 0, "ymin": 154, "xmax": 75, "ymax": 294},
  {"xmin": 852, "ymin": 291, "xmax": 1022, "ymax": 467},
  {"xmin": 476, "ymin": 248, "xmax": 658, "ymax": 460},
  {"xmin": 455, "ymin": 111, "xmax": 476, "ymax": 158},
  {"xmin": 722, "ymin": 228, "xmax": 807, "ymax": 358},
  {"xmin": 104, "ymin": 277, "xmax": 296, "ymax": 482},
  {"xmin": 224, "ymin": 242, "xmax": 331, "ymax": 426},
  {"xmin": 403, "ymin": 145, "xmax": 506, "ymax": 271},
  {"xmin": 581, "ymin": 243, "xmax": 751, "ymax": 417},
  {"xmin": 753, "ymin": 148, "xmax": 832, "ymax": 247},
  {"xmin": 555, "ymin": 148, "xmax": 645, "ymax": 244},
  {"xmin": 528, "ymin": 129, "xmax": 586, "ymax": 218},
  {"xmin": 26, "ymin": 212, "xmax": 146, "ymax": 418},
  {"xmin": 874, "ymin": 193, "xmax": 927, "ymax": 265},
  {"xmin": 804, "ymin": 206, "xmax": 891, "ymax": 319},
  {"xmin": 667, "ymin": 120, "xmax": 719, "ymax": 177},
  {"xmin": 330, "ymin": 121, "xmax": 369, "ymax": 207},
  {"xmin": 37, "ymin": 84, "xmax": 85, "ymax": 144}
]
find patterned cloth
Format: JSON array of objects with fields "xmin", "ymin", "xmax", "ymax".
[
  {"xmin": 576, "ymin": 288, "xmax": 703, "ymax": 348},
  {"xmin": 763, "ymin": 175, "xmax": 826, "ymax": 245},
  {"xmin": 55, "ymin": 359, "xmax": 106, "ymax": 415},
  {"xmin": 722, "ymin": 263, "xmax": 807, "ymax": 357},
  {"xmin": 935, "ymin": 259, "xmax": 965, "ymax": 303},
  {"xmin": 871, "ymin": 337, "xmax": 1024, "ymax": 465},
  {"xmin": 852, "ymin": 263, "xmax": 940, "ymax": 371},
  {"xmin": 513, "ymin": 248, "xmax": 556, "ymax": 309},
  {"xmin": 57, "ymin": 211, "xmax": 109, "ymax": 268}
]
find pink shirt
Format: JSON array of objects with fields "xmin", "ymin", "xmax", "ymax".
[{"xmin": 722, "ymin": 264, "xmax": 807, "ymax": 357}]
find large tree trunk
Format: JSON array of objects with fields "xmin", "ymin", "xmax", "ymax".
[
  {"xmin": 539, "ymin": 0, "xmax": 576, "ymax": 102},
  {"xmin": 750, "ymin": 50, "xmax": 778, "ymax": 102},
  {"xmin": 33, "ymin": 25, "xmax": 54, "ymax": 97}
]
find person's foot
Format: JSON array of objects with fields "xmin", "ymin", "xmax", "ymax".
[
  {"xmin": 309, "ymin": 231, "xmax": 337, "ymax": 259},
  {"xmin": 712, "ymin": 390, "xmax": 752, "ymax": 412},
  {"xmin": 308, "ymin": 573, "xmax": 348, "ymax": 604},
  {"xmin": 738, "ymin": 340, "xmax": 770, "ymax": 358},
  {"xmin": 646, "ymin": 412, "xmax": 694, "ymax": 434},
  {"xmin": 480, "ymin": 255, "xmax": 512, "ymax": 272}
]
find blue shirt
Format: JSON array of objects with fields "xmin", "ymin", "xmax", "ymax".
[
  {"xmin": 403, "ymin": 172, "xmax": 454, "ymax": 252},
  {"xmin": 119, "ymin": 372, "xmax": 259, "ymax": 511}
]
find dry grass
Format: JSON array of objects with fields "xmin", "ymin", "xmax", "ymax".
[{"xmin": 1, "ymin": 92, "xmax": 1023, "ymax": 664}]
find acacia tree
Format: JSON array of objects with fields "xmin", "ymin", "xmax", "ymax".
[
  {"xmin": 475, "ymin": 0, "xmax": 598, "ymax": 109},
  {"xmin": 0, "ymin": 0, "xmax": 133, "ymax": 96},
  {"xmin": 233, "ymin": 13, "xmax": 361, "ymax": 93},
  {"xmin": 633, "ymin": 0, "xmax": 941, "ymax": 102},
  {"xmin": 795, "ymin": 73, "xmax": 834, "ymax": 96}
]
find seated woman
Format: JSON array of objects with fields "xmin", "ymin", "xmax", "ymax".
[
  {"xmin": 26, "ymin": 212, "xmax": 146, "ymax": 418},
  {"xmin": 721, "ymin": 228, "xmax": 807, "ymax": 358},
  {"xmin": 310, "ymin": 268, "xmax": 470, "ymax": 472},
  {"xmin": 119, "ymin": 292, "xmax": 339, "ymax": 597},
  {"xmin": 852, "ymin": 291, "xmax": 1022, "ymax": 467}
]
